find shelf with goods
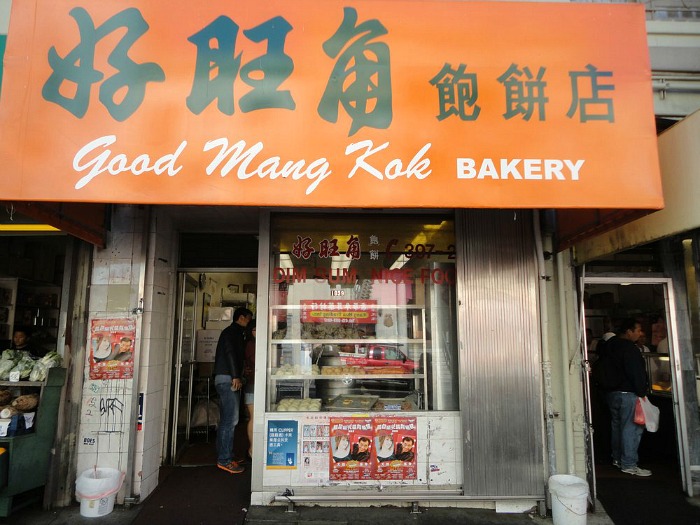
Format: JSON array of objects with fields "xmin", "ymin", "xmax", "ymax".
[
  {"xmin": 0, "ymin": 278, "xmax": 61, "ymax": 354},
  {"xmin": 0, "ymin": 279, "xmax": 16, "ymax": 347},
  {"xmin": 267, "ymin": 304, "xmax": 427, "ymax": 413},
  {"xmin": 0, "ymin": 367, "xmax": 66, "ymax": 517}
]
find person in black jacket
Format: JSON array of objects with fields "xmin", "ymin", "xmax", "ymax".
[
  {"xmin": 605, "ymin": 318, "xmax": 651, "ymax": 477},
  {"xmin": 213, "ymin": 307, "xmax": 252, "ymax": 474}
]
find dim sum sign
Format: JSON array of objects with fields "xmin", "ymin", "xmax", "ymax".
[{"xmin": 0, "ymin": 0, "xmax": 662, "ymax": 209}]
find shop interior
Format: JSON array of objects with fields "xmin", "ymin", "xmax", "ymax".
[
  {"xmin": 584, "ymin": 282, "xmax": 681, "ymax": 490},
  {"xmin": 0, "ymin": 235, "xmax": 67, "ymax": 355},
  {"xmin": 170, "ymin": 271, "xmax": 257, "ymax": 466}
]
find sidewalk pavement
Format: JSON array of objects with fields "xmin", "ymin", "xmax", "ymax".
[{"xmin": 4, "ymin": 500, "xmax": 614, "ymax": 525}]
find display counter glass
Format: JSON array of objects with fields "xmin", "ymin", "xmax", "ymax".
[
  {"xmin": 642, "ymin": 352, "xmax": 672, "ymax": 395},
  {"xmin": 267, "ymin": 213, "xmax": 458, "ymax": 413}
]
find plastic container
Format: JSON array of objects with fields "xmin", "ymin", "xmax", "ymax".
[
  {"xmin": 76, "ymin": 467, "xmax": 125, "ymax": 518},
  {"xmin": 549, "ymin": 474, "xmax": 589, "ymax": 525},
  {"xmin": 79, "ymin": 493, "xmax": 116, "ymax": 517}
]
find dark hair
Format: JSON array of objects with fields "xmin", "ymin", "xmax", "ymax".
[
  {"xmin": 402, "ymin": 436, "xmax": 415, "ymax": 444},
  {"xmin": 233, "ymin": 307, "xmax": 253, "ymax": 322},
  {"xmin": 616, "ymin": 318, "xmax": 640, "ymax": 335},
  {"xmin": 358, "ymin": 436, "xmax": 370, "ymax": 443},
  {"xmin": 246, "ymin": 320, "xmax": 256, "ymax": 337}
]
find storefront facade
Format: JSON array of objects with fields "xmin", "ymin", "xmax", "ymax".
[{"xmin": 3, "ymin": 0, "xmax": 692, "ymax": 514}]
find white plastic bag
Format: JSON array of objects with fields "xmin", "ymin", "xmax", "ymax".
[
  {"xmin": 75, "ymin": 468, "xmax": 125, "ymax": 500},
  {"xmin": 639, "ymin": 396, "xmax": 660, "ymax": 433}
]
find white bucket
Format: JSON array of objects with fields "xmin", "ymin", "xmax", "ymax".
[
  {"xmin": 79, "ymin": 493, "xmax": 116, "ymax": 517},
  {"xmin": 549, "ymin": 474, "xmax": 589, "ymax": 525},
  {"xmin": 76, "ymin": 467, "xmax": 124, "ymax": 518}
]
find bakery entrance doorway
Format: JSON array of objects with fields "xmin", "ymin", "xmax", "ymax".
[
  {"xmin": 169, "ymin": 270, "xmax": 257, "ymax": 466},
  {"xmin": 581, "ymin": 277, "xmax": 691, "ymax": 502}
]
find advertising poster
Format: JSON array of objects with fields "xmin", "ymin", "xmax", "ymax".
[
  {"xmin": 300, "ymin": 415, "xmax": 330, "ymax": 482},
  {"xmin": 266, "ymin": 420, "xmax": 298, "ymax": 469},
  {"xmin": 373, "ymin": 416, "xmax": 417, "ymax": 480},
  {"xmin": 88, "ymin": 318, "xmax": 136, "ymax": 380},
  {"xmin": 329, "ymin": 417, "xmax": 373, "ymax": 481},
  {"xmin": 301, "ymin": 300, "xmax": 378, "ymax": 324}
]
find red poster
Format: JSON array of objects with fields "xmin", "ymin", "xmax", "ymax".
[
  {"xmin": 301, "ymin": 300, "xmax": 377, "ymax": 324},
  {"xmin": 328, "ymin": 417, "xmax": 373, "ymax": 481},
  {"xmin": 88, "ymin": 318, "xmax": 137, "ymax": 380},
  {"xmin": 373, "ymin": 416, "xmax": 417, "ymax": 480}
]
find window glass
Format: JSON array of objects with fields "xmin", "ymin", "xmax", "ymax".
[{"xmin": 267, "ymin": 213, "xmax": 459, "ymax": 412}]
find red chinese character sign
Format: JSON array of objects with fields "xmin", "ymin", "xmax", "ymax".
[
  {"xmin": 0, "ymin": 1, "xmax": 662, "ymax": 209},
  {"xmin": 89, "ymin": 318, "xmax": 136, "ymax": 380},
  {"xmin": 301, "ymin": 300, "xmax": 378, "ymax": 324}
]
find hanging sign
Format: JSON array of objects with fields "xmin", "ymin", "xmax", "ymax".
[{"xmin": 0, "ymin": 0, "xmax": 662, "ymax": 208}]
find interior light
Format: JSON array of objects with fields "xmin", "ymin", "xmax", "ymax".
[
  {"xmin": 0, "ymin": 224, "xmax": 59, "ymax": 232},
  {"xmin": 330, "ymin": 254, "xmax": 352, "ymax": 271},
  {"xmin": 279, "ymin": 254, "xmax": 294, "ymax": 269}
]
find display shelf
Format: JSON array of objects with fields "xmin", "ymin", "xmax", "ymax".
[
  {"xmin": 271, "ymin": 338, "xmax": 424, "ymax": 344},
  {"xmin": 0, "ymin": 278, "xmax": 61, "ymax": 354},
  {"xmin": 0, "ymin": 367, "xmax": 66, "ymax": 517},
  {"xmin": 270, "ymin": 372, "xmax": 424, "ymax": 381},
  {"xmin": 267, "ymin": 304, "xmax": 428, "ymax": 412}
]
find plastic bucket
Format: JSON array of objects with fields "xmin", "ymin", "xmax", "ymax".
[
  {"xmin": 549, "ymin": 474, "xmax": 589, "ymax": 525},
  {"xmin": 79, "ymin": 493, "xmax": 116, "ymax": 517},
  {"xmin": 76, "ymin": 467, "xmax": 124, "ymax": 518}
]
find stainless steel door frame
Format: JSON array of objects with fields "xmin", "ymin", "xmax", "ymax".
[
  {"xmin": 581, "ymin": 275, "xmax": 692, "ymax": 496},
  {"xmin": 169, "ymin": 273, "xmax": 198, "ymax": 464}
]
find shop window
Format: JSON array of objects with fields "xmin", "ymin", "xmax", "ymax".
[{"xmin": 267, "ymin": 213, "xmax": 459, "ymax": 413}]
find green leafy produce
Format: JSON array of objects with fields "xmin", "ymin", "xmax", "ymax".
[
  {"xmin": 0, "ymin": 349, "xmax": 21, "ymax": 362},
  {"xmin": 0, "ymin": 359, "xmax": 16, "ymax": 380},
  {"xmin": 29, "ymin": 352, "xmax": 63, "ymax": 381},
  {"xmin": 10, "ymin": 355, "xmax": 35, "ymax": 379}
]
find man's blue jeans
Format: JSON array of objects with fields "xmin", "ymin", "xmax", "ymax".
[
  {"xmin": 606, "ymin": 391, "xmax": 644, "ymax": 469},
  {"xmin": 215, "ymin": 377, "xmax": 241, "ymax": 465}
]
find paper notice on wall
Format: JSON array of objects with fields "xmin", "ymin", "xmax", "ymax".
[{"xmin": 300, "ymin": 415, "xmax": 330, "ymax": 482}]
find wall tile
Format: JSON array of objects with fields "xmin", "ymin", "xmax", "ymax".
[{"xmin": 107, "ymin": 284, "xmax": 132, "ymax": 311}]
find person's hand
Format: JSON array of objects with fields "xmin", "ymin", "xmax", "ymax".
[{"xmin": 231, "ymin": 378, "xmax": 242, "ymax": 391}]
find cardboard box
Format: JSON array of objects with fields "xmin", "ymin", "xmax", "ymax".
[{"xmin": 196, "ymin": 329, "xmax": 221, "ymax": 362}]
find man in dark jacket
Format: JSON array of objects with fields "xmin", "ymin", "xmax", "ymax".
[
  {"xmin": 214, "ymin": 307, "xmax": 252, "ymax": 474},
  {"xmin": 605, "ymin": 318, "xmax": 651, "ymax": 477}
]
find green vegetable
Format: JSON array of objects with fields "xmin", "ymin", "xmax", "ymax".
[
  {"xmin": 10, "ymin": 356, "xmax": 34, "ymax": 379},
  {"xmin": 29, "ymin": 352, "xmax": 63, "ymax": 381}
]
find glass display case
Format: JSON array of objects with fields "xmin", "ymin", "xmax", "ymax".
[
  {"xmin": 642, "ymin": 352, "xmax": 672, "ymax": 395},
  {"xmin": 266, "ymin": 212, "xmax": 459, "ymax": 413},
  {"xmin": 268, "ymin": 303, "xmax": 427, "ymax": 412}
]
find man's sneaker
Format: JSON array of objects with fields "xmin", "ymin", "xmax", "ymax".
[
  {"xmin": 234, "ymin": 455, "xmax": 251, "ymax": 466},
  {"xmin": 612, "ymin": 459, "xmax": 621, "ymax": 469},
  {"xmin": 621, "ymin": 466, "xmax": 652, "ymax": 477},
  {"xmin": 217, "ymin": 460, "xmax": 244, "ymax": 474}
]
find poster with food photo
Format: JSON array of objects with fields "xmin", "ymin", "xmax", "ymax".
[
  {"xmin": 89, "ymin": 318, "xmax": 136, "ymax": 380},
  {"xmin": 328, "ymin": 417, "xmax": 372, "ymax": 481},
  {"xmin": 372, "ymin": 416, "xmax": 417, "ymax": 480}
]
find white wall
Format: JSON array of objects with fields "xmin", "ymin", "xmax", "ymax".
[
  {"xmin": 574, "ymin": 109, "xmax": 700, "ymax": 262},
  {"xmin": 75, "ymin": 205, "xmax": 177, "ymax": 503},
  {"xmin": 0, "ymin": 0, "xmax": 10, "ymax": 35}
]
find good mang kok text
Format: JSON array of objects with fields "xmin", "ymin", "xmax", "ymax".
[{"xmin": 72, "ymin": 135, "xmax": 585, "ymax": 193}]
